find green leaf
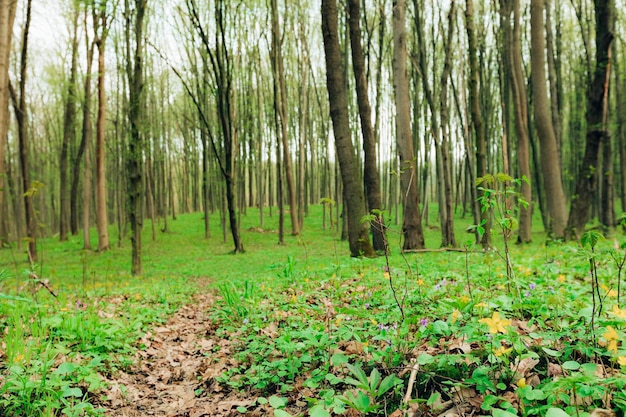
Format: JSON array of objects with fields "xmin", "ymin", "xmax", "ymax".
[
  {"xmin": 542, "ymin": 347, "xmax": 562, "ymax": 357},
  {"xmin": 62, "ymin": 387, "xmax": 83, "ymax": 398},
  {"xmin": 269, "ymin": 395, "xmax": 287, "ymax": 409},
  {"xmin": 236, "ymin": 406, "xmax": 247, "ymax": 413},
  {"xmin": 369, "ymin": 368, "xmax": 381, "ymax": 393},
  {"xmin": 492, "ymin": 408, "xmax": 518, "ymax": 417},
  {"xmin": 274, "ymin": 410, "xmax": 293, "ymax": 417},
  {"xmin": 346, "ymin": 363, "xmax": 369, "ymax": 387},
  {"xmin": 331, "ymin": 353, "xmax": 349, "ymax": 366},
  {"xmin": 545, "ymin": 408, "xmax": 571, "ymax": 417},
  {"xmin": 310, "ymin": 406, "xmax": 330, "ymax": 417},
  {"xmin": 580, "ymin": 363, "xmax": 598, "ymax": 375},
  {"xmin": 257, "ymin": 397, "xmax": 268, "ymax": 405},
  {"xmin": 426, "ymin": 392, "xmax": 441, "ymax": 407},
  {"xmin": 55, "ymin": 362, "xmax": 77, "ymax": 375},
  {"xmin": 562, "ymin": 361, "xmax": 580, "ymax": 370},
  {"xmin": 377, "ymin": 374, "xmax": 401, "ymax": 398},
  {"xmin": 417, "ymin": 353, "xmax": 434, "ymax": 365}
]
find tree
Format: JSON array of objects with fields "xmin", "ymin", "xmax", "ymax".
[
  {"xmin": 566, "ymin": 0, "xmax": 614, "ymax": 238},
  {"xmin": 348, "ymin": 0, "xmax": 386, "ymax": 253},
  {"xmin": 125, "ymin": 0, "xmax": 147, "ymax": 275},
  {"xmin": 185, "ymin": 0, "xmax": 243, "ymax": 253},
  {"xmin": 10, "ymin": 0, "xmax": 37, "ymax": 261},
  {"xmin": 392, "ymin": 0, "xmax": 425, "ymax": 251},
  {"xmin": 322, "ymin": 0, "xmax": 375, "ymax": 258},
  {"xmin": 94, "ymin": 1, "xmax": 111, "ymax": 251},
  {"xmin": 530, "ymin": 0, "xmax": 568, "ymax": 239},
  {"xmin": 0, "ymin": 0, "xmax": 18, "ymax": 245},
  {"xmin": 502, "ymin": 0, "xmax": 532, "ymax": 243},
  {"xmin": 466, "ymin": 0, "xmax": 492, "ymax": 246},
  {"xmin": 270, "ymin": 0, "xmax": 299, "ymax": 237},
  {"xmin": 60, "ymin": 5, "xmax": 80, "ymax": 242}
]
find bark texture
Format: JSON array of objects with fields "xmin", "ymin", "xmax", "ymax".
[
  {"xmin": 321, "ymin": 0, "xmax": 375, "ymax": 257},
  {"xmin": 530, "ymin": 0, "xmax": 568, "ymax": 238},
  {"xmin": 348, "ymin": 0, "xmax": 386, "ymax": 252},
  {"xmin": 392, "ymin": 0, "xmax": 425, "ymax": 251},
  {"xmin": 566, "ymin": 0, "xmax": 614, "ymax": 239}
]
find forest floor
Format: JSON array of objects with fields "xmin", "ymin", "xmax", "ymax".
[
  {"xmin": 101, "ymin": 288, "xmax": 254, "ymax": 417},
  {"xmin": 101, "ymin": 283, "xmax": 306, "ymax": 417}
]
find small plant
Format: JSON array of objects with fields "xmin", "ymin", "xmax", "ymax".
[{"xmin": 337, "ymin": 362, "xmax": 403, "ymax": 415}]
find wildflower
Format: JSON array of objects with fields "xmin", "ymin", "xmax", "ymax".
[
  {"xmin": 290, "ymin": 294, "xmax": 297, "ymax": 303},
  {"xmin": 516, "ymin": 377, "xmax": 527, "ymax": 388},
  {"xmin": 416, "ymin": 278, "xmax": 425, "ymax": 286},
  {"xmin": 450, "ymin": 309, "xmax": 461, "ymax": 324},
  {"xmin": 420, "ymin": 318, "xmax": 429, "ymax": 327},
  {"xmin": 529, "ymin": 283, "xmax": 536, "ymax": 291},
  {"xmin": 370, "ymin": 318, "xmax": 378, "ymax": 326},
  {"xmin": 459, "ymin": 295, "xmax": 470, "ymax": 303},
  {"xmin": 557, "ymin": 274, "xmax": 566, "ymax": 283},
  {"xmin": 610, "ymin": 305, "xmax": 626, "ymax": 320},
  {"xmin": 364, "ymin": 303, "xmax": 370, "ymax": 309},
  {"xmin": 384, "ymin": 271, "xmax": 391, "ymax": 280},
  {"xmin": 493, "ymin": 346, "xmax": 512, "ymax": 357},
  {"xmin": 618, "ymin": 357, "xmax": 626, "ymax": 366},
  {"xmin": 603, "ymin": 326, "xmax": 619, "ymax": 353},
  {"xmin": 479, "ymin": 311, "xmax": 511, "ymax": 334},
  {"xmin": 475, "ymin": 302, "xmax": 488, "ymax": 308},
  {"xmin": 243, "ymin": 318, "xmax": 249, "ymax": 324}
]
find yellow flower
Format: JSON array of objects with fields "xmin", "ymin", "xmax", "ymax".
[
  {"xmin": 603, "ymin": 326, "xmax": 619, "ymax": 353},
  {"xmin": 370, "ymin": 318, "xmax": 378, "ymax": 326},
  {"xmin": 516, "ymin": 377, "xmax": 527, "ymax": 388},
  {"xmin": 557, "ymin": 274, "xmax": 566, "ymax": 283},
  {"xmin": 460, "ymin": 295, "xmax": 470, "ymax": 303},
  {"xmin": 416, "ymin": 279, "xmax": 425, "ymax": 286},
  {"xmin": 383, "ymin": 271, "xmax": 391, "ymax": 280},
  {"xmin": 475, "ymin": 302, "xmax": 488, "ymax": 308},
  {"xmin": 479, "ymin": 312, "xmax": 511, "ymax": 334},
  {"xmin": 290, "ymin": 294, "xmax": 297, "ymax": 303},
  {"xmin": 335, "ymin": 317, "xmax": 342, "ymax": 326},
  {"xmin": 610, "ymin": 305, "xmax": 626, "ymax": 320},
  {"xmin": 494, "ymin": 346, "xmax": 513, "ymax": 357},
  {"xmin": 618, "ymin": 356, "xmax": 626, "ymax": 366},
  {"xmin": 450, "ymin": 309, "xmax": 461, "ymax": 324}
]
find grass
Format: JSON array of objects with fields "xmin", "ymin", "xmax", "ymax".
[{"xmin": 1, "ymin": 204, "xmax": 626, "ymax": 416}]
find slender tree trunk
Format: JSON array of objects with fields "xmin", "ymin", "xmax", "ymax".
[
  {"xmin": 392, "ymin": 0, "xmax": 425, "ymax": 251},
  {"xmin": 504, "ymin": 0, "xmax": 532, "ymax": 243},
  {"xmin": 126, "ymin": 0, "xmax": 147, "ymax": 275},
  {"xmin": 616, "ymin": 51, "xmax": 626, "ymax": 212},
  {"xmin": 466, "ymin": 0, "xmax": 490, "ymax": 246},
  {"xmin": 322, "ymin": 0, "xmax": 375, "ymax": 257},
  {"xmin": 530, "ymin": 0, "xmax": 568, "ymax": 239},
  {"xmin": 95, "ymin": 8, "xmax": 109, "ymax": 251},
  {"xmin": 348, "ymin": 0, "xmax": 385, "ymax": 252},
  {"xmin": 11, "ymin": 0, "xmax": 36, "ymax": 262},
  {"xmin": 270, "ymin": 0, "xmax": 299, "ymax": 236},
  {"xmin": 566, "ymin": 0, "xmax": 614, "ymax": 239},
  {"xmin": 60, "ymin": 7, "xmax": 79, "ymax": 242},
  {"xmin": 0, "ymin": 0, "xmax": 17, "ymax": 245}
]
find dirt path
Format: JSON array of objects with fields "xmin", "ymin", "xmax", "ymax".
[{"xmin": 102, "ymin": 291, "xmax": 257, "ymax": 417}]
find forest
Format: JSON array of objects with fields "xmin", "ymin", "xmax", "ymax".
[{"xmin": 0, "ymin": 0, "xmax": 625, "ymax": 416}]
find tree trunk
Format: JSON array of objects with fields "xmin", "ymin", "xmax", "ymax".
[
  {"xmin": 11, "ymin": 0, "xmax": 36, "ymax": 262},
  {"xmin": 466, "ymin": 0, "xmax": 490, "ymax": 246},
  {"xmin": 348, "ymin": 0, "xmax": 385, "ymax": 252},
  {"xmin": 0, "ymin": 0, "xmax": 17, "ymax": 245},
  {"xmin": 392, "ymin": 0, "xmax": 425, "ymax": 251},
  {"xmin": 504, "ymin": 0, "xmax": 532, "ymax": 243},
  {"xmin": 566, "ymin": 0, "xmax": 613, "ymax": 239},
  {"xmin": 270, "ymin": 0, "xmax": 299, "ymax": 237},
  {"xmin": 60, "ymin": 7, "xmax": 79, "ymax": 242},
  {"xmin": 530, "ymin": 0, "xmax": 568, "ymax": 239},
  {"xmin": 95, "ymin": 7, "xmax": 110, "ymax": 251},
  {"xmin": 126, "ymin": 0, "xmax": 147, "ymax": 275},
  {"xmin": 322, "ymin": 0, "xmax": 375, "ymax": 257}
]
